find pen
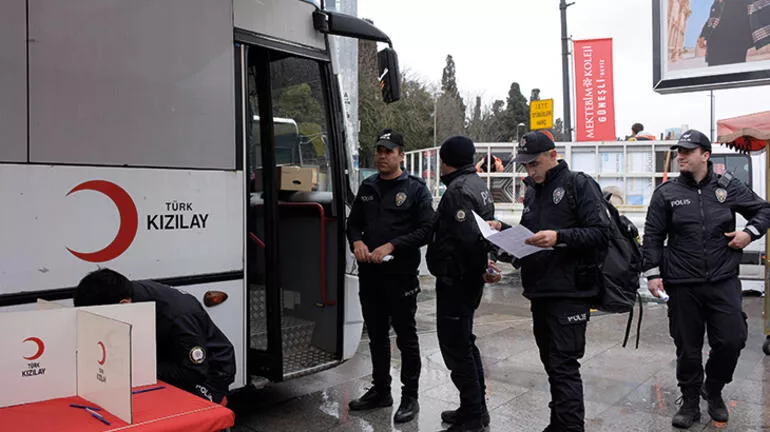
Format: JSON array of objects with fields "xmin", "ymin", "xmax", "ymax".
[
  {"xmin": 85, "ymin": 407, "xmax": 111, "ymax": 425},
  {"xmin": 132, "ymin": 385, "xmax": 166, "ymax": 394},
  {"xmin": 69, "ymin": 403, "xmax": 101, "ymax": 411}
]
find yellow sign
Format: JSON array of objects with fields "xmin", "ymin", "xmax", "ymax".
[{"xmin": 530, "ymin": 99, "xmax": 553, "ymax": 130}]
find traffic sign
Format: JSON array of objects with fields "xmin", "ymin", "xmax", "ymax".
[{"xmin": 530, "ymin": 99, "xmax": 553, "ymax": 130}]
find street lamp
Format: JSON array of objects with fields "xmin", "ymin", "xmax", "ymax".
[{"xmin": 515, "ymin": 122, "xmax": 526, "ymax": 141}]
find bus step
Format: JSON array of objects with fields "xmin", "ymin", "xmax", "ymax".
[
  {"xmin": 250, "ymin": 315, "xmax": 316, "ymax": 354},
  {"xmin": 283, "ymin": 347, "xmax": 337, "ymax": 380}
]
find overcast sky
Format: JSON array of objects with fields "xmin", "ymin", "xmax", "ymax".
[{"xmin": 357, "ymin": 0, "xmax": 770, "ymax": 140}]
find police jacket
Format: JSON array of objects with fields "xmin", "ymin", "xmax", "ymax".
[
  {"xmin": 517, "ymin": 161, "xmax": 610, "ymax": 300},
  {"xmin": 642, "ymin": 163, "xmax": 770, "ymax": 284},
  {"xmin": 426, "ymin": 165, "xmax": 495, "ymax": 287},
  {"xmin": 347, "ymin": 170, "xmax": 434, "ymax": 279},
  {"xmin": 132, "ymin": 280, "xmax": 236, "ymax": 402}
]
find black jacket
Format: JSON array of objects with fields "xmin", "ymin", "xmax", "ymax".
[
  {"xmin": 132, "ymin": 280, "xmax": 236, "ymax": 402},
  {"xmin": 426, "ymin": 165, "xmax": 495, "ymax": 289},
  {"xmin": 347, "ymin": 170, "xmax": 434, "ymax": 279},
  {"xmin": 642, "ymin": 163, "xmax": 770, "ymax": 284},
  {"xmin": 517, "ymin": 161, "xmax": 610, "ymax": 300},
  {"xmin": 701, "ymin": 0, "xmax": 753, "ymax": 66}
]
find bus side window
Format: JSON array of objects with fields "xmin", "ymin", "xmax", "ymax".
[{"xmin": 269, "ymin": 57, "xmax": 333, "ymax": 193}]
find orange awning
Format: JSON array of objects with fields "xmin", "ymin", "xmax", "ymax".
[{"xmin": 716, "ymin": 110, "xmax": 770, "ymax": 153}]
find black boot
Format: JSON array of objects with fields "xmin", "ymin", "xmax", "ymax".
[
  {"xmin": 701, "ymin": 382, "xmax": 728, "ymax": 422},
  {"xmin": 672, "ymin": 391, "xmax": 701, "ymax": 429},
  {"xmin": 440, "ymin": 407, "xmax": 490, "ymax": 426},
  {"xmin": 393, "ymin": 395, "xmax": 419, "ymax": 423},
  {"xmin": 348, "ymin": 387, "xmax": 392, "ymax": 411},
  {"xmin": 440, "ymin": 418, "xmax": 485, "ymax": 432},
  {"xmin": 542, "ymin": 401, "xmax": 558, "ymax": 431}
]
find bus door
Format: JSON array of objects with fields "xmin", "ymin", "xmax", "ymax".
[{"xmin": 242, "ymin": 45, "xmax": 346, "ymax": 381}]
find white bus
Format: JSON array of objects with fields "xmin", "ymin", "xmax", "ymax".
[{"xmin": 0, "ymin": 0, "xmax": 400, "ymax": 389}]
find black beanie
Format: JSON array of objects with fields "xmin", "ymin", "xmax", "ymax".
[{"xmin": 439, "ymin": 136, "xmax": 475, "ymax": 168}]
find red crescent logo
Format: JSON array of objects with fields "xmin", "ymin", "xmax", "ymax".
[
  {"xmin": 97, "ymin": 341, "xmax": 106, "ymax": 365},
  {"xmin": 66, "ymin": 180, "xmax": 138, "ymax": 263},
  {"xmin": 23, "ymin": 337, "xmax": 45, "ymax": 361}
]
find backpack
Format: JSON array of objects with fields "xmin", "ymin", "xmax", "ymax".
[{"xmin": 564, "ymin": 172, "xmax": 644, "ymax": 348}]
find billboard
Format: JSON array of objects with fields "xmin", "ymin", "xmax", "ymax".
[
  {"xmin": 653, "ymin": 0, "xmax": 770, "ymax": 93},
  {"xmin": 573, "ymin": 38, "xmax": 617, "ymax": 142}
]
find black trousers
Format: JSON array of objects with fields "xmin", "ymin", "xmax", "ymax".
[
  {"xmin": 667, "ymin": 277, "xmax": 748, "ymax": 394},
  {"xmin": 436, "ymin": 278, "xmax": 486, "ymax": 419},
  {"xmin": 359, "ymin": 274, "xmax": 421, "ymax": 397},
  {"xmin": 532, "ymin": 298, "xmax": 590, "ymax": 432}
]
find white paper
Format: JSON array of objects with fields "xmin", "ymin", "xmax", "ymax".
[{"xmin": 472, "ymin": 211, "xmax": 550, "ymax": 258}]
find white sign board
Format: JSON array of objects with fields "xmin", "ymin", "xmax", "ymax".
[
  {"xmin": 0, "ymin": 164, "xmax": 243, "ymax": 296},
  {"xmin": 81, "ymin": 302, "xmax": 156, "ymax": 387},
  {"xmin": 77, "ymin": 310, "xmax": 133, "ymax": 424},
  {"xmin": 0, "ymin": 308, "xmax": 77, "ymax": 407}
]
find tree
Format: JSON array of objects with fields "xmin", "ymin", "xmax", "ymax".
[
  {"xmin": 357, "ymin": 39, "xmax": 435, "ymax": 167},
  {"xmin": 466, "ymin": 96, "xmax": 484, "ymax": 141},
  {"xmin": 436, "ymin": 55, "xmax": 466, "ymax": 144},
  {"xmin": 272, "ymin": 83, "xmax": 325, "ymax": 156},
  {"xmin": 551, "ymin": 118, "xmax": 571, "ymax": 141},
  {"xmin": 441, "ymin": 55, "xmax": 460, "ymax": 97},
  {"xmin": 357, "ymin": 39, "xmax": 381, "ymax": 167},
  {"xmin": 506, "ymin": 82, "xmax": 530, "ymax": 134}
]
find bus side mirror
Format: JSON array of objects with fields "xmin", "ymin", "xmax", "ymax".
[{"xmin": 377, "ymin": 48, "xmax": 401, "ymax": 104}]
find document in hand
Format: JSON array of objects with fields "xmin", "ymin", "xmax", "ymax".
[{"xmin": 472, "ymin": 211, "xmax": 551, "ymax": 258}]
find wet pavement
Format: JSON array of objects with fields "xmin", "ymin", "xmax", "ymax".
[{"xmin": 229, "ymin": 266, "xmax": 770, "ymax": 431}]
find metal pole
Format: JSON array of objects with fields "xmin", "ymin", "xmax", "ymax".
[
  {"xmin": 433, "ymin": 96, "xmax": 438, "ymax": 148},
  {"xmin": 560, "ymin": 0, "xmax": 574, "ymax": 141},
  {"xmin": 709, "ymin": 90, "xmax": 715, "ymax": 141},
  {"xmin": 760, "ymin": 143, "xmax": 770, "ymax": 355}
]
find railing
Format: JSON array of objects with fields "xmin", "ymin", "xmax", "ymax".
[{"xmin": 404, "ymin": 140, "xmax": 694, "ymax": 213}]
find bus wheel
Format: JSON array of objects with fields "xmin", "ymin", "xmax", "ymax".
[{"xmin": 763, "ymin": 336, "xmax": 770, "ymax": 356}]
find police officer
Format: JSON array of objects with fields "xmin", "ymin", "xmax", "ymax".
[
  {"xmin": 346, "ymin": 129, "xmax": 434, "ymax": 423},
  {"xmin": 490, "ymin": 131, "xmax": 610, "ymax": 432},
  {"xmin": 426, "ymin": 136, "xmax": 499, "ymax": 432},
  {"xmin": 642, "ymin": 129, "xmax": 770, "ymax": 428},
  {"xmin": 73, "ymin": 268, "xmax": 236, "ymax": 404}
]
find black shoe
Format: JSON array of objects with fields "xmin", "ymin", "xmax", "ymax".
[
  {"xmin": 672, "ymin": 394, "xmax": 701, "ymax": 429},
  {"xmin": 393, "ymin": 396, "xmax": 419, "ymax": 423},
  {"xmin": 440, "ymin": 418, "xmax": 485, "ymax": 432},
  {"xmin": 440, "ymin": 408, "xmax": 490, "ymax": 426},
  {"xmin": 701, "ymin": 383, "xmax": 728, "ymax": 422},
  {"xmin": 348, "ymin": 387, "xmax": 393, "ymax": 411}
]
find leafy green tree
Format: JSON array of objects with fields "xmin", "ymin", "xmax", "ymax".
[
  {"xmin": 357, "ymin": 40, "xmax": 434, "ymax": 166},
  {"xmin": 273, "ymin": 83, "xmax": 325, "ymax": 156}
]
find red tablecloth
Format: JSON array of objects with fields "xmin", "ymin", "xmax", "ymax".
[{"xmin": 0, "ymin": 381, "xmax": 234, "ymax": 432}]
